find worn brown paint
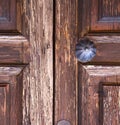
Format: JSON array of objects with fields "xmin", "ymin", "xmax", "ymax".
[
  {"xmin": 0, "ymin": 0, "xmax": 53, "ymax": 125},
  {"xmin": 78, "ymin": 0, "xmax": 120, "ymax": 125},
  {"xmin": 22, "ymin": 0, "xmax": 53, "ymax": 125},
  {"xmin": 0, "ymin": 0, "xmax": 23, "ymax": 32},
  {"xmin": 55, "ymin": 0, "xmax": 78, "ymax": 124},
  {"xmin": 79, "ymin": 66, "xmax": 120, "ymax": 125},
  {"xmin": 0, "ymin": 35, "xmax": 29, "ymax": 64},
  {"xmin": 79, "ymin": 0, "xmax": 120, "ymax": 33},
  {"xmin": 0, "ymin": 67, "xmax": 23, "ymax": 125},
  {"xmin": 0, "ymin": 0, "xmax": 120, "ymax": 125},
  {"xmin": 29, "ymin": 0, "xmax": 53, "ymax": 124}
]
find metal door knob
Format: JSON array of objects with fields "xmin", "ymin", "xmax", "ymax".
[{"xmin": 75, "ymin": 37, "xmax": 96, "ymax": 63}]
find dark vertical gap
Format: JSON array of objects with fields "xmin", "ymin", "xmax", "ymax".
[
  {"xmin": 78, "ymin": 0, "xmax": 83, "ymax": 124},
  {"xmin": 53, "ymin": 0, "xmax": 56, "ymax": 124},
  {"xmin": 78, "ymin": 65, "xmax": 82, "ymax": 125},
  {"xmin": 99, "ymin": 83, "xmax": 103, "ymax": 125}
]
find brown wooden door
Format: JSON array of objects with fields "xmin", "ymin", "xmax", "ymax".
[
  {"xmin": 55, "ymin": 0, "xmax": 120, "ymax": 125},
  {"xmin": 1, "ymin": 0, "xmax": 120, "ymax": 125},
  {"xmin": 0, "ymin": 0, "xmax": 29, "ymax": 124},
  {"xmin": 0, "ymin": 0, "xmax": 53, "ymax": 125}
]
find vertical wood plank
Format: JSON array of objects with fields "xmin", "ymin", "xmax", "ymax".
[
  {"xmin": 22, "ymin": 0, "xmax": 31, "ymax": 124},
  {"xmin": 103, "ymin": 85, "xmax": 120, "ymax": 125},
  {"xmin": 23, "ymin": 66, "xmax": 31, "ymax": 125},
  {"xmin": 22, "ymin": 0, "xmax": 53, "ymax": 124},
  {"xmin": 55, "ymin": 0, "xmax": 78, "ymax": 124},
  {"xmin": 29, "ymin": 0, "xmax": 53, "ymax": 125}
]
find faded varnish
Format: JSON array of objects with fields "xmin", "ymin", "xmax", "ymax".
[{"xmin": 55, "ymin": 0, "xmax": 78, "ymax": 124}]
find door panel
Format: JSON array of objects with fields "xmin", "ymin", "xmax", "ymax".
[
  {"xmin": 0, "ymin": 0, "xmax": 29, "ymax": 124},
  {"xmin": 0, "ymin": 0, "xmax": 22, "ymax": 32},
  {"xmin": 0, "ymin": 83, "xmax": 10, "ymax": 125},
  {"xmin": 79, "ymin": 66, "xmax": 120, "ymax": 124},
  {"xmin": 80, "ymin": 0, "xmax": 120, "ymax": 33},
  {"xmin": 102, "ymin": 85, "xmax": 120, "ymax": 124},
  {"xmin": 91, "ymin": 0, "xmax": 120, "ymax": 31},
  {"xmin": 0, "ymin": 0, "xmax": 54, "ymax": 124},
  {"xmin": 0, "ymin": 67, "xmax": 23, "ymax": 125},
  {"xmin": 78, "ymin": 0, "xmax": 120, "ymax": 125},
  {"xmin": 55, "ymin": 0, "xmax": 120, "ymax": 125}
]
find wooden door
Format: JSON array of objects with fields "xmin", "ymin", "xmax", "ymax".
[
  {"xmin": 0, "ymin": 0, "xmax": 29, "ymax": 124},
  {"xmin": 55, "ymin": 0, "xmax": 120, "ymax": 125},
  {"xmin": 0, "ymin": 0, "xmax": 53, "ymax": 125}
]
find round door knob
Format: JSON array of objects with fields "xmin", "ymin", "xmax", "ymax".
[
  {"xmin": 57, "ymin": 120, "xmax": 71, "ymax": 125},
  {"xmin": 75, "ymin": 37, "xmax": 96, "ymax": 63}
]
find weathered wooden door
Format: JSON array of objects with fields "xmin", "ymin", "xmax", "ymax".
[
  {"xmin": 0, "ymin": 0, "xmax": 29, "ymax": 124},
  {"xmin": 0, "ymin": 0, "xmax": 53, "ymax": 125},
  {"xmin": 55, "ymin": 0, "xmax": 120, "ymax": 125},
  {"xmin": 1, "ymin": 0, "xmax": 120, "ymax": 125}
]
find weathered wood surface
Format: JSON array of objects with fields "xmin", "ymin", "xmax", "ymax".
[
  {"xmin": 0, "ymin": 66, "xmax": 23, "ymax": 125},
  {"xmin": 0, "ymin": 0, "xmax": 53, "ymax": 124},
  {"xmin": 29, "ymin": 0, "xmax": 53, "ymax": 125},
  {"xmin": 0, "ymin": 35, "xmax": 29, "ymax": 64},
  {"xmin": 86, "ymin": 36, "xmax": 120, "ymax": 64},
  {"xmin": 79, "ymin": 65, "xmax": 120, "ymax": 125},
  {"xmin": 103, "ymin": 85, "xmax": 120, "ymax": 125},
  {"xmin": 91, "ymin": 0, "xmax": 120, "ymax": 31},
  {"xmin": 79, "ymin": 0, "xmax": 120, "ymax": 33},
  {"xmin": 22, "ymin": 65, "xmax": 30, "ymax": 125},
  {"xmin": 78, "ymin": 1, "xmax": 120, "ymax": 125},
  {"xmin": 55, "ymin": 0, "xmax": 78, "ymax": 124}
]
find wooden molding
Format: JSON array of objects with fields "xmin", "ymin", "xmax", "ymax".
[
  {"xmin": 79, "ymin": 65, "xmax": 120, "ymax": 124},
  {"xmin": 0, "ymin": 35, "xmax": 29, "ymax": 64},
  {"xmin": 0, "ymin": 66, "xmax": 23, "ymax": 75},
  {"xmin": 0, "ymin": 66, "xmax": 23, "ymax": 125},
  {"xmin": 86, "ymin": 36, "xmax": 120, "ymax": 64}
]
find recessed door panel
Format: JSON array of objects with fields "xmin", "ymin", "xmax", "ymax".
[
  {"xmin": 0, "ymin": 0, "xmax": 22, "ymax": 32},
  {"xmin": 79, "ymin": 66, "xmax": 120, "ymax": 125},
  {"xmin": 80, "ymin": 0, "xmax": 120, "ymax": 33},
  {"xmin": 0, "ymin": 67, "xmax": 23, "ymax": 125},
  {"xmin": 0, "ymin": 84, "xmax": 9, "ymax": 125}
]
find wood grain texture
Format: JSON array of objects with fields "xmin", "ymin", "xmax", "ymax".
[
  {"xmin": 90, "ymin": 0, "xmax": 120, "ymax": 32},
  {"xmin": 0, "ymin": 35, "xmax": 29, "ymax": 64},
  {"xmin": 21, "ymin": 2, "xmax": 30, "ymax": 124},
  {"xmin": 55, "ymin": 0, "xmax": 78, "ymax": 124},
  {"xmin": 0, "ymin": 66, "xmax": 23, "ymax": 125},
  {"xmin": 0, "ymin": 0, "xmax": 10, "ymax": 20},
  {"xmin": 79, "ymin": 0, "xmax": 120, "ymax": 33},
  {"xmin": 102, "ymin": 85, "xmax": 120, "ymax": 124},
  {"xmin": 87, "ymin": 36, "xmax": 120, "ymax": 64},
  {"xmin": 101, "ymin": 0, "xmax": 120, "ymax": 17},
  {"xmin": 0, "ymin": 84, "xmax": 9, "ymax": 125},
  {"xmin": 78, "ymin": 0, "xmax": 90, "ymax": 36},
  {"xmin": 77, "ymin": 0, "xmax": 120, "ymax": 124},
  {"xmin": 29, "ymin": 0, "xmax": 53, "ymax": 125},
  {"xmin": 0, "ymin": 0, "xmax": 23, "ymax": 32},
  {"xmin": 0, "ymin": 0, "xmax": 53, "ymax": 125},
  {"xmin": 22, "ymin": 66, "xmax": 30, "ymax": 125},
  {"xmin": 79, "ymin": 65, "xmax": 120, "ymax": 125}
]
